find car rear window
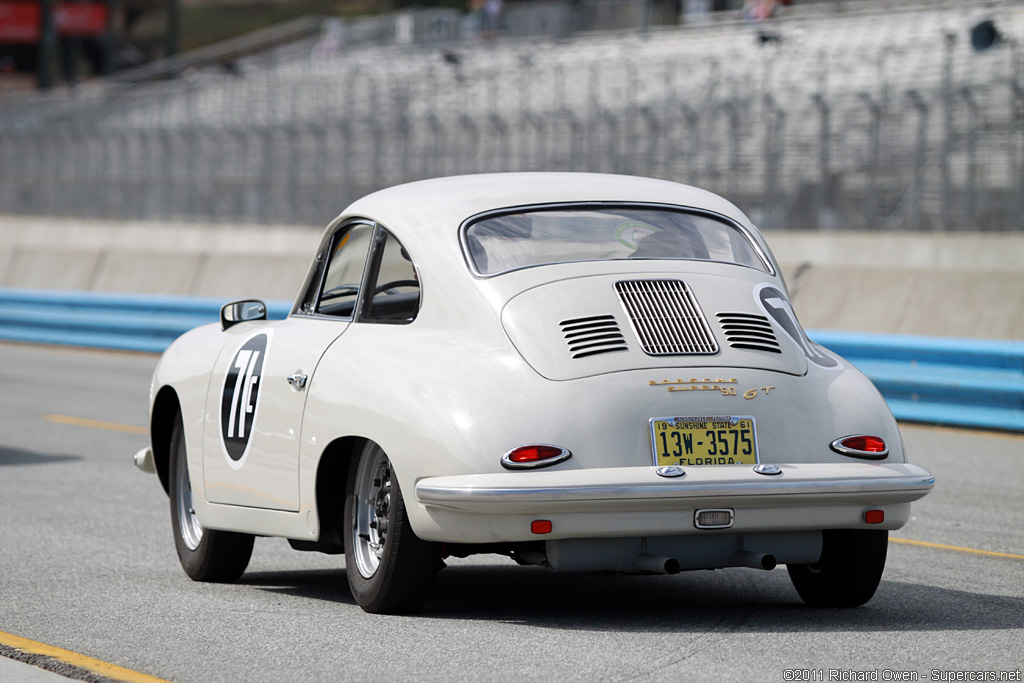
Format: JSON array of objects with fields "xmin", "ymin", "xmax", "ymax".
[{"xmin": 463, "ymin": 206, "xmax": 769, "ymax": 276}]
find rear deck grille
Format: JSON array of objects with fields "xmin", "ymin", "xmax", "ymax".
[
  {"xmin": 717, "ymin": 312, "xmax": 781, "ymax": 354},
  {"xmin": 615, "ymin": 280, "xmax": 717, "ymax": 356},
  {"xmin": 560, "ymin": 315, "xmax": 628, "ymax": 359}
]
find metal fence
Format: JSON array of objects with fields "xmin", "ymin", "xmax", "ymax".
[{"xmin": 2, "ymin": 1, "xmax": 1023, "ymax": 230}]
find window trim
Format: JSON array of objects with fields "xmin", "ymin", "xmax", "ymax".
[
  {"xmin": 458, "ymin": 201, "xmax": 775, "ymax": 279},
  {"xmin": 357, "ymin": 225, "xmax": 422, "ymax": 326},
  {"xmin": 292, "ymin": 220, "xmax": 422, "ymax": 325},
  {"xmin": 292, "ymin": 218, "xmax": 377, "ymax": 321}
]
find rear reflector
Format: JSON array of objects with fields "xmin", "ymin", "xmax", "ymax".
[
  {"xmin": 531, "ymin": 520, "xmax": 552, "ymax": 534},
  {"xmin": 501, "ymin": 445, "xmax": 572, "ymax": 470},
  {"xmin": 830, "ymin": 435, "xmax": 889, "ymax": 459},
  {"xmin": 864, "ymin": 509, "xmax": 885, "ymax": 524}
]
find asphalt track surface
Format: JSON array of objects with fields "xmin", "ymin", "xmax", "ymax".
[{"xmin": 1, "ymin": 341, "xmax": 1021, "ymax": 683}]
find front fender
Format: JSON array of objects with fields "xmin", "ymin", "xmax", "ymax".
[{"xmin": 147, "ymin": 321, "xmax": 243, "ymax": 502}]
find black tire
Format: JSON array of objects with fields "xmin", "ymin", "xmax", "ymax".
[
  {"xmin": 344, "ymin": 441, "xmax": 441, "ymax": 614},
  {"xmin": 787, "ymin": 529, "xmax": 888, "ymax": 607},
  {"xmin": 169, "ymin": 412, "xmax": 254, "ymax": 582}
]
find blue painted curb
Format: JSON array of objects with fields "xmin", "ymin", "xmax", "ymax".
[{"xmin": 1, "ymin": 288, "xmax": 1021, "ymax": 432}]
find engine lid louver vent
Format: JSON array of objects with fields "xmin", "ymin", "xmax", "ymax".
[
  {"xmin": 716, "ymin": 312, "xmax": 782, "ymax": 354},
  {"xmin": 560, "ymin": 315, "xmax": 629, "ymax": 359},
  {"xmin": 615, "ymin": 280, "xmax": 718, "ymax": 356}
]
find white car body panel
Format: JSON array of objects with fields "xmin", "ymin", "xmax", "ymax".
[
  {"xmin": 501, "ymin": 268, "xmax": 807, "ymax": 380},
  {"xmin": 144, "ymin": 172, "xmax": 933, "ymax": 571},
  {"xmin": 201, "ymin": 317, "xmax": 345, "ymax": 511}
]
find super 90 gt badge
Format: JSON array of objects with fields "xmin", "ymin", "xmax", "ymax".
[{"xmin": 220, "ymin": 331, "xmax": 272, "ymax": 469}]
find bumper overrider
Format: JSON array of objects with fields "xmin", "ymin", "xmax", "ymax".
[{"xmin": 413, "ymin": 462, "xmax": 935, "ymax": 544}]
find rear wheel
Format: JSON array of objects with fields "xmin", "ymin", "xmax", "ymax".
[
  {"xmin": 344, "ymin": 441, "xmax": 441, "ymax": 614},
  {"xmin": 787, "ymin": 529, "xmax": 888, "ymax": 607},
  {"xmin": 169, "ymin": 412, "xmax": 254, "ymax": 582}
]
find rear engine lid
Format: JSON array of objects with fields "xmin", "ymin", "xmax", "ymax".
[{"xmin": 501, "ymin": 272, "xmax": 809, "ymax": 380}]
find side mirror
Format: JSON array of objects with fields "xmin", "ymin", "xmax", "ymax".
[{"xmin": 221, "ymin": 299, "xmax": 267, "ymax": 330}]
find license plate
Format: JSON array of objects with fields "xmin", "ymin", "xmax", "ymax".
[{"xmin": 650, "ymin": 416, "xmax": 758, "ymax": 466}]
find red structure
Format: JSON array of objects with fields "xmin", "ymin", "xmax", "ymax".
[{"xmin": 0, "ymin": 2, "xmax": 108, "ymax": 42}]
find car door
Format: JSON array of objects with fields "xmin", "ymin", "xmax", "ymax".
[{"xmin": 202, "ymin": 221, "xmax": 376, "ymax": 511}]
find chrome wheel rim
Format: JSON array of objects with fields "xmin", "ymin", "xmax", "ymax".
[
  {"xmin": 175, "ymin": 442, "xmax": 204, "ymax": 551},
  {"xmin": 352, "ymin": 443, "xmax": 391, "ymax": 579}
]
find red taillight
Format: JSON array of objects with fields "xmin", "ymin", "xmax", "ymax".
[
  {"xmin": 509, "ymin": 446, "xmax": 562, "ymax": 463},
  {"xmin": 864, "ymin": 510, "xmax": 885, "ymax": 524},
  {"xmin": 845, "ymin": 436, "xmax": 887, "ymax": 452},
  {"xmin": 830, "ymin": 435, "xmax": 889, "ymax": 459},
  {"xmin": 501, "ymin": 445, "xmax": 572, "ymax": 469}
]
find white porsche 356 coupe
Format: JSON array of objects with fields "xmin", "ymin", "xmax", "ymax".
[{"xmin": 136, "ymin": 173, "xmax": 934, "ymax": 613}]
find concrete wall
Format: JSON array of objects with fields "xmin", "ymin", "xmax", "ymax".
[
  {"xmin": 0, "ymin": 217, "xmax": 322, "ymax": 303},
  {"xmin": 767, "ymin": 231, "xmax": 1024, "ymax": 340},
  {"xmin": 2, "ymin": 216, "xmax": 1022, "ymax": 340}
]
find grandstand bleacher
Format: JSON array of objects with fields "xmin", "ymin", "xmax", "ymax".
[{"xmin": 1, "ymin": 0, "xmax": 1021, "ymax": 230}]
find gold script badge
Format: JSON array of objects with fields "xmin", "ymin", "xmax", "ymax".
[{"xmin": 649, "ymin": 378, "xmax": 775, "ymax": 399}]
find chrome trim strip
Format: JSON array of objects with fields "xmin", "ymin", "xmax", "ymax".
[
  {"xmin": 500, "ymin": 445, "xmax": 573, "ymax": 470},
  {"xmin": 417, "ymin": 474, "xmax": 936, "ymax": 505},
  {"xmin": 830, "ymin": 435, "xmax": 890, "ymax": 460}
]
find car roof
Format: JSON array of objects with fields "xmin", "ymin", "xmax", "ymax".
[
  {"xmin": 338, "ymin": 173, "xmax": 756, "ymax": 235},
  {"xmin": 323, "ymin": 173, "xmax": 778, "ymax": 292}
]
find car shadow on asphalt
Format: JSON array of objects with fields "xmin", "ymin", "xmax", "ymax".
[
  {"xmin": 424, "ymin": 565, "xmax": 1024, "ymax": 633},
  {"xmin": 240, "ymin": 561, "xmax": 1024, "ymax": 632},
  {"xmin": 0, "ymin": 445, "xmax": 82, "ymax": 466},
  {"xmin": 242, "ymin": 569, "xmax": 356, "ymax": 605}
]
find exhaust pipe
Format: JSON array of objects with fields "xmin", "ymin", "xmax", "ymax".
[
  {"xmin": 633, "ymin": 554, "xmax": 680, "ymax": 575},
  {"xmin": 729, "ymin": 550, "xmax": 777, "ymax": 570}
]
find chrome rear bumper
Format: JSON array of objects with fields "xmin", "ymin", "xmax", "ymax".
[{"xmin": 416, "ymin": 462, "xmax": 935, "ymax": 513}]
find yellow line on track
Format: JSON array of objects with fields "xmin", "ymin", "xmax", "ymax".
[
  {"xmin": 44, "ymin": 414, "xmax": 148, "ymax": 435},
  {"xmin": 890, "ymin": 537, "xmax": 1024, "ymax": 561},
  {"xmin": 0, "ymin": 630, "xmax": 172, "ymax": 683}
]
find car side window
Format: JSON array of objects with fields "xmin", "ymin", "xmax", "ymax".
[
  {"xmin": 361, "ymin": 228, "xmax": 420, "ymax": 324},
  {"xmin": 315, "ymin": 223, "xmax": 375, "ymax": 318}
]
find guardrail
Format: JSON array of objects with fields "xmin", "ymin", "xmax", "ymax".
[
  {"xmin": 0, "ymin": 288, "xmax": 290, "ymax": 354},
  {"xmin": 807, "ymin": 330, "xmax": 1024, "ymax": 433},
  {"xmin": 1, "ymin": 288, "xmax": 1021, "ymax": 432}
]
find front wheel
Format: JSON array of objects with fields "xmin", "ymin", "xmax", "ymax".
[
  {"xmin": 344, "ymin": 441, "xmax": 441, "ymax": 614},
  {"xmin": 787, "ymin": 529, "xmax": 888, "ymax": 607},
  {"xmin": 169, "ymin": 412, "xmax": 254, "ymax": 582}
]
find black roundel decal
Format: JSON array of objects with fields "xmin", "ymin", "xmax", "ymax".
[
  {"xmin": 755, "ymin": 284, "xmax": 840, "ymax": 369},
  {"xmin": 220, "ymin": 332, "xmax": 269, "ymax": 464}
]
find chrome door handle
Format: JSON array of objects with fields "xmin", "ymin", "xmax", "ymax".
[{"xmin": 287, "ymin": 374, "xmax": 307, "ymax": 390}]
